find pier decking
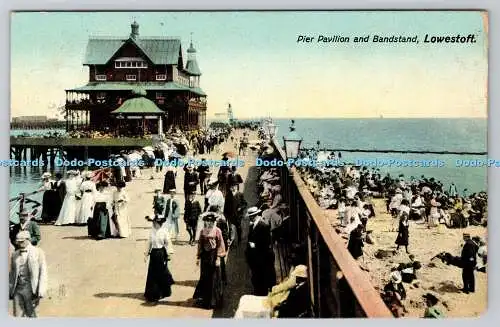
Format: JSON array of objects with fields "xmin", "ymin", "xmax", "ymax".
[
  {"xmin": 9, "ymin": 130, "xmax": 392, "ymax": 318},
  {"xmin": 10, "ymin": 131, "xmax": 253, "ymax": 318}
]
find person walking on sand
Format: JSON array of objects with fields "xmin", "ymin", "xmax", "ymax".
[
  {"xmin": 461, "ymin": 233, "xmax": 478, "ymax": 294},
  {"xmin": 395, "ymin": 212, "xmax": 410, "ymax": 254},
  {"xmin": 9, "ymin": 231, "xmax": 48, "ymax": 317}
]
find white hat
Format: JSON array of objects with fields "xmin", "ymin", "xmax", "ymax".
[
  {"xmin": 395, "ymin": 188, "xmax": 402, "ymax": 194},
  {"xmin": 291, "ymin": 265, "xmax": 308, "ymax": 279},
  {"xmin": 41, "ymin": 172, "xmax": 51, "ymax": 179},
  {"xmin": 246, "ymin": 207, "xmax": 262, "ymax": 217},
  {"xmin": 390, "ymin": 271, "xmax": 402, "ymax": 284},
  {"xmin": 16, "ymin": 230, "xmax": 31, "ymax": 242}
]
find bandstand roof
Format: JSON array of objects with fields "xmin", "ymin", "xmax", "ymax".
[
  {"xmin": 66, "ymin": 82, "xmax": 206, "ymax": 96},
  {"xmin": 110, "ymin": 96, "xmax": 164, "ymax": 115}
]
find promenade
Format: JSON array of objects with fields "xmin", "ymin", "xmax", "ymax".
[{"xmin": 13, "ymin": 130, "xmax": 257, "ymax": 318}]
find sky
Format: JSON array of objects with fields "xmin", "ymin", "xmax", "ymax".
[{"xmin": 11, "ymin": 11, "xmax": 488, "ymax": 119}]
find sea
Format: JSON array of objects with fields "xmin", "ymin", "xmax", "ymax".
[{"xmin": 8, "ymin": 119, "xmax": 487, "ymax": 205}]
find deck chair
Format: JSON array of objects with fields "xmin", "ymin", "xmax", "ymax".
[{"xmin": 275, "ymin": 282, "xmax": 312, "ymax": 318}]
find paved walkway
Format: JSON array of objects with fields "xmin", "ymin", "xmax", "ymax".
[{"xmin": 13, "ymin": 130, "xmax": 258, "ymax": 318}]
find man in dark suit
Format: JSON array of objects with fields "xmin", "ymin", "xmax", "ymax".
[
  {"xmin": 245, "ymin": 207, "xmax": 276, "ymax": 296},
  {"xmin": 461, "ymin": 233, "xmax": 478, "ymax": 293},
  {"xmin": 183, "ymin": 165, "xmax": 199, "ymax": 202},
  {"xmin": 224, "ymin": 185, "xmax": 247, "ymax": 246},
  {"xmin": 196, "ymin": 161, "xmax": 211, "ymax": 195}
]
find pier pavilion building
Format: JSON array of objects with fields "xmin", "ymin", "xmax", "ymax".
[{"xmin": 64, "ymin": 21, "xmax": 207, "ymax": 134}]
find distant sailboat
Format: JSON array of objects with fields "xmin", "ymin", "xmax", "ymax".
[{"xmin": 380, "ymin": 114, "xmax": 384, "ymax": 119}]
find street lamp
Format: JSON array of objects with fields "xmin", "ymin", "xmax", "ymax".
[
  {"xmin": 267, "ymin": 122, "xmax": 277, "ymax": 139},
  {"xmin": 283, "ymin": 119, "xmax": 302, "ymax": 159}
]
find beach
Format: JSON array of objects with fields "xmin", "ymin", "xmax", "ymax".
[{"xmin": 325, "ymin": 198, "xmax": 487, "ymax": 318}]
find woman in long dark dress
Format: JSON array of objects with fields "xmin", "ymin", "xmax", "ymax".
[
  {"xmin": 193, "ymin": 213, "xmax": 226, "ymax": 309},
  {"xmin": 88, "ymin": 181, "xmax": 112, "ymax": 240},
  {"xmin": 395, "ymin": 213, "xmax": 410, "ymax": 253},
  {"xmin": 163, "ymin": 165, "xmax": 177, "ymax": 194},
  {"xmin": 347, "ymin": 224, "xmax": 364, "ymax": 260},
  {"xmin": 144, "ymin": 215, "xmax": 175, "ymax": 303},
  {"xmin": 40, "ymin": 173, "xmax": 58, "ymax": 223}
]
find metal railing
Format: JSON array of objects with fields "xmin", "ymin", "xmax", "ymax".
[{"xmin": 271, "ymin": 140, "xmax": 392, "ymax": 318}]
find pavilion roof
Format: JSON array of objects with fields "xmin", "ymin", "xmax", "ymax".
[{"xmin": 84, "ymin": 37, "xmax": 181, "ymax": 66}]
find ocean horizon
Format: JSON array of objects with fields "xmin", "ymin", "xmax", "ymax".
[{"xmin": 9, "ymin": 118, "xmax": 487, "ymax": 200}]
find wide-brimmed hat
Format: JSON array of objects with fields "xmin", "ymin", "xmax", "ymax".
[
  {"xmin": 202, "ymin": 213, "xmax": 216, "ymax": 222},
  {"xmin": 247, "ymin": 207, "xmax": 261, "ymax": 217},
  {"xmin": 390, "ymin": 271, "xmax": 402, "ymax": 284},
  {"xmin": 154, "ymin": 188, "xmax": 162, "ymax": 193},
  {"xmin": 41, "ymin": 172, "xmax": 51, "ymax": 179},
  {"xmin": 16, "ymin": 230, "xmax": 31, "ymax": 242}
]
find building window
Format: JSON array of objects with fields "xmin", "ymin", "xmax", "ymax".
[
  {"xmin": 95, "ymin": 74, "xmax": 107, "ymax": 81},
  {"xmin": 126, "ymin": 75, "xmax": 137, "ymax": 81},
  {"xmin": 115, "ymin": 60, "xmax": 148, "ymax": 69},
  {"xmin": 156, "ymin": 74, "xmax": 167, "ymax": 81}
]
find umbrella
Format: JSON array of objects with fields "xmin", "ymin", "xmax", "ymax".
[
  {"xmin": 222, "ymin": 151, "xmax": 236, "ymax": 158},
  {"xmin": 91, "ymin": 168, "xmax": 113, "ymax": 183}
]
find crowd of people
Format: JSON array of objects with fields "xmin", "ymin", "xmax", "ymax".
[{"xmin": 296, "ymin": 149, "xmax": 488, "ymax": 317}]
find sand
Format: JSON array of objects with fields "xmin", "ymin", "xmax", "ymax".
[{"xmin": 324, "ymin": 198, "xmax": 487, "ymax": 318}]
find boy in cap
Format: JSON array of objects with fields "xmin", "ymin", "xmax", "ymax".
[
  {"xmin": 9, "ymin": 231, "xmax": 48, "ymax": 317},
  {"xmin": 184, "ymin": 192, "xmax": 202, "ymax": 245}
]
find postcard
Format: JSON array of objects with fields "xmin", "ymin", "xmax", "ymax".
[{"xmin": 9, "ymin": 11, "xmax": 487, "ymax": 318}]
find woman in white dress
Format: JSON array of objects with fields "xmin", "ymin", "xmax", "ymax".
[
  {"xmin": 55, "ymin": 170, "xmax": 79, "ymax": 226},
  {"xmin": 76, "ymin": 172, "xmax": 96, "ymax": 225},
  {"xmin": 113, "ymin": 181, "xmax": 131, "ymax": 238}
]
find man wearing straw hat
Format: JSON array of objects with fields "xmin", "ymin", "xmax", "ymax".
[
  {"xmin": 9, "ymin": 231, "xmax": 48, "ymax": 317},
  {"xmin": 11, "ymin": 209, "xmax": 41, "ymax": 248}
]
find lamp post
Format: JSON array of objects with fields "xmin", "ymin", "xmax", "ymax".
[
  {"xmin": 283, "ymin": 119, "xmax": 302, "ymax": 160},
  {"xmin": 267, "ymin": 122, "xmax": 277, "ymax": 139}
]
